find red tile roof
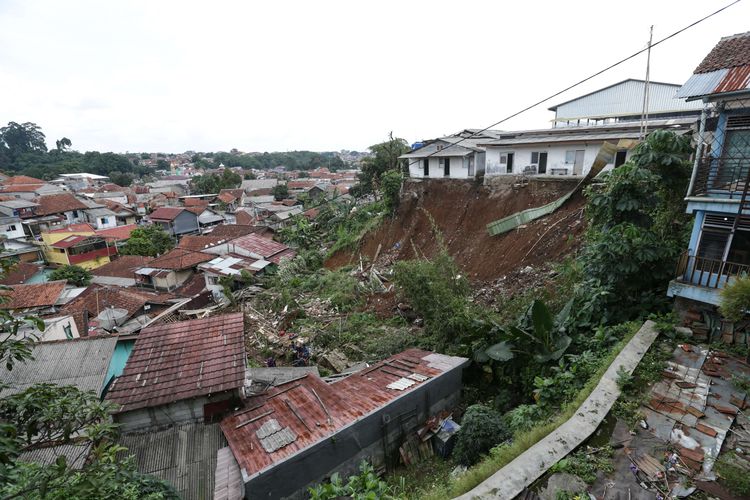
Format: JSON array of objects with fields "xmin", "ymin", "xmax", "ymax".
[
  {"xmin": 149, "ymin": 248, "xmax": 214, "ymax": 270},
  {"xmin": 1, "ymin": 175, "xmax": 44, "ymax": 185},
  {"xmin": 99, "ymin": 183, "xmax": 124, "ymax": 192},
  {"xmin": 96, "ymin": 224, "xmax": 138, "ymax": 241},
  {"xmin": 177, "ymin": 235, "xmax": 231, "ymax": 252},
  {"xmin": 48, "ymin": 223, "xmax": 96, "ymax": 234},
  {"xmin": 0, "ymin": 262, "xmax": 42, "ymax": 285},
  {"xmin": 60, "ymin": 284, "xmax": 175, "ymax": 334},
  {"xmin": 183, "ymin": 198, "xmax": 209, "ymax": 207},
  {"xmin": 173, "ymin": 273, "xmax": 207, "ymax": 297},
  {"xmin": 91, "ymin": 255, "xmax": 154, "ymax": 278},
  {"xmin": 0, "ymin": 183, "xmax": 45, "ymax": 193},
  {"xmin": 247, "ymin": 188, "xmax": 273, "ymax": 196},
  {"xmin": 234, "ymin": 210, "xmax": 255, "ymax": 226},
  {"xmin": 107, "ymin": 313, "xmax": 245, "ymax": 413},
  {"xmin": 695, "ymin": 31, "xmax": 750, "ymax": 73},
  {"xmin": 184, "ymin": 206, "xmax": 207, "ymax": 215},
  {"xmin": 0, "ymin": 280, "xmax": 67, "ymax": 310},
  {"xmin": 228, "ymin": 234, "xmax": 293, "ymax": 261},
  {"xmin": 149, "ymin": 207, "xmax": 187, "ymax": 221},
  {"xmin": 50, "ymin": 235, "xmax": 95, "ymax": 249},
  {"xmin": 33, "ymin": 194, "xmax": 88, "ymax": 216},
  {"xmin": 217, "ymin": 189, "xmax": 245, "ymax": 204},
  {"xmin": 206, "ymin": 224, "xmax": 264, "ymax": 240},
  {"xmin": 287, "ymin": 180, "xmax": 317, "ymax": 190},
  {"xmin": 221, "ymin": 349, "xmax": 466, "ymax": 478}
]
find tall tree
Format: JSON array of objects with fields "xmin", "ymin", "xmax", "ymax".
[
  {"xmin": 0, "ymin": 122, "xmax": 47, "ymax": 163},
  {"xmin": 352, "ymin": 133, "xmax": 409, "ymax": 198},
  {"xmin": 55, "ymin": 137, "xmax": 72, "ymax": 152},
  {"xmin": 120, "ymin": 225, "xmax": 174, "ymax": 257}
]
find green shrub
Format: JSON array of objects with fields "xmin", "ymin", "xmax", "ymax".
[
  {"xmin": 308, "ymin": 461, "xmax": 403, "ymax": 500},
  {"xmin": 48, "ymin": 264, "xmax": 91, "ymax": 286},
  {"xmin": 720, "ymin": 275, "xmax": 750, "ymax": 322},
  {"xmin": 453, "ymin": 404, "xmax": 510, "ymax": 466},
  {"xmin": 715, "ymin": 452, "xmax": 750, "ymax": 495},
  {"xmin": 549, "ymin": 446, "xmax": 614, "ymax": 484}
]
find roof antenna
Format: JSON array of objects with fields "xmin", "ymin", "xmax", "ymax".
[{"xmin": 640, "ymin": 25, "xmax": 654, "ymax": 140}]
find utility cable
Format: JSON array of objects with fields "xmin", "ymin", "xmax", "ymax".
[{"xmin": 406, "ymin": 0, "xmax": 743, "ymax": 167}]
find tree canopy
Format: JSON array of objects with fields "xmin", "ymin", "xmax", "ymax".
[
  {"xmin": 0, "ymin": 121, "xmax": 153, "ymax": 181},
  {"xmin": 48, "ymin": 265, "xmax": 92, "ymax": 287},
  {"xmin": 189, "ymin": 169, "xmax": 242, "ymax": 195},
  {"xmin": 120, "ymin": 225, "xmax": 174, "ymax": 257},
  {"xmin": 351, "ymin": 134, "xmax": 409, "ymax": 197}
]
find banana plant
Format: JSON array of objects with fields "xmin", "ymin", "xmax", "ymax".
[{"xmin": 482, "ymin": 299, "xmax": 573, "ymax": 364}]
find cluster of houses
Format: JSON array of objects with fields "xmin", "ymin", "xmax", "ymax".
[
  {"xmin": 402, "ymin": 79, "xmax": 704, "ymax": 181},
  {"xmin": 2, "ymin": 28, "xmax": 748, "ymax": 500}
]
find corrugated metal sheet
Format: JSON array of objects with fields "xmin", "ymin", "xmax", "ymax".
[
  {"xmin": 117, "ymin": 422, "xmax": 226, "ymax": 500},
  {"xmin": 676, "ymin": 67, "xmax": 750, "ymax": 100},
  {"xmin": 106, "ymin": 313, "xmax": 245, "ymax": 413},
  {"xmin": 486, "ymin": 131, "xmax": 642, "ymax": 146},
  {"xmin": 221, "ymin": 349, "xmax": 469, "ymax": 479},
  {"xmin": 214, "ymin": 447, "xmax": 243, "ymax": 500},
  {"xmin": 0, "ymin": 336, "xmax": 116, "ymax": 397},
  {"xmin": 18, "ymin": 444, "xmax": 91, "ymax": 470},
  {"xmin": 551, "ymin": 80, "xmax": 702, "ymax": 120}
]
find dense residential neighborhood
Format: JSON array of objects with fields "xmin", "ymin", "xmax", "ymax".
[{"xmin": 2, "ymin": 1, "xmax": 750, "ymax": 498}]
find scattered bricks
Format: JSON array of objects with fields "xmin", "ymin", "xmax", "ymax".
[
  {"xmin": 730, "ymin": 395, "xmax": 746, "ymax": 409},
  {"xmin": 695, "ymin": 423, "xmax": 718, "ymax": 437},
  {"xmin": 663, "ymin": 370, "xmax": 680, "ymax": 379},
  {"xmin": 711, "ymin": 403, "xmax": 739, "ymax": 415},
  {"xmin": 713, "ymin": 351, "xmax": 730, "ymax": 358},
  {"xmin": 687, "ymin": 406, "xmax": 705, "ymax": 418},
  {"xmin": 677, "ymin": 446, "xmax": 705, "ymax": 463},
  {"xmin": 680, "ymin": 344, "xmax": 695, "ymax": 352},
  {"xmin": 676, "ymin": 381, "xmax": 698, "ymax": 389},
  {"xmin": 702, "ymin": 368, "xmax": 722, "ymax": 377}
]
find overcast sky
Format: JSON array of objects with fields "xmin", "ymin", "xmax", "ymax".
[{"xmin": 0, "ymin": 0, "xmax": 748, "ymax": 154}]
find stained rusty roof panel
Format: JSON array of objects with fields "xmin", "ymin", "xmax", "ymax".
[{"xmin": 220, "ymin": 349, "xmax": 468, "ymax": 479}]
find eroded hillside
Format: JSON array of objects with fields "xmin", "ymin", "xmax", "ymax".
[{"xmin": 327, "ymin": 177, "xmax": 587, "ymax": 282}]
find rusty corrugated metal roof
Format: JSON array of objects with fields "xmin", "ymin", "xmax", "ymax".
[
  {"xmin": 220, "ymin": 349, "xmax": 468, "ymax": 479},
  {"xmin": 107, "ymin": 313, "xmax": 245, "ymax": 413}
]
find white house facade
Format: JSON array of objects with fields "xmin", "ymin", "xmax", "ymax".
[{"xmin": 401, "ymin": 130, "xmax": 501, "ymax": 180}]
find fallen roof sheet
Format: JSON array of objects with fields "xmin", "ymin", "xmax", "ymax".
[{"xmin": 107, "ymin": 313, "xmax": 245, "ymax": 413}]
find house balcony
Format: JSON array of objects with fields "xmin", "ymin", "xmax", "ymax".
[
  {"xmin": 691, "ymin": 156, "xmax": 750, "ymax": 199},
  {"xmin": 668, "ymin": 251, "xmax": 750, "ymax": 306}
]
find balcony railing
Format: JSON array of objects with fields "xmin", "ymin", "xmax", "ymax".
[
  {"xmin": 692, "ymin": 156, "xmax": 750, "ymax": 198},
  {"xmin": 67, "ymin": 245, "xmax": 117, "ymax": 265},
  {"xmin": 675, "ymin": 251, "xmax": 750, "ymax": 289}
]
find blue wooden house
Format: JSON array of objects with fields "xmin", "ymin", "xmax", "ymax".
[{"xmin": 668, "ymin": 32, "xmax": 750, "ymax": 308}]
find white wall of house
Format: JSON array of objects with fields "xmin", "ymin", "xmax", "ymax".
[
  {"xmin": 407, "ymin": 154, "xmax": 483, "ymax": 179},
  {"xmin": 95, "ymin": 216, "xmax": 118, "ymax": 230},
  {"xmin": 484, "ymin": 142, "xmax": 628, "ymax": 177},
  {"xmin": 1, "ymin": 221, "xmax": 26, "ymax": 239}
]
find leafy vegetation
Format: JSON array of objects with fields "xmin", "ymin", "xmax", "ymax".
[
  {"xmin": 715, "ymin": 452, "xmax": 750, "ymax": 496},
  {"xmin": 120, "ymin": 225, "xmax": 175, "ymax": 257},
  {"xmin": 351, "ymin": 134, "xmax": 409, "ymax": 198},
  {"xmin": 206, "ymin": 150, "xmax": 346, "ymax": 171},
  {"xmin": 0, "ymin": 258, "xmax": 178, "ymax": 499},
  {"xmin": 271, "ymin": 183, "xmax": 290, "ymax": 201},
  {"xmin": 0, "ymin": 121, "xmax": 151, "ymax": 182},
  {"xmin": 189, "ymin": 168, "xmax": 242, "ymax": 194},
  {"xmin": 48, "ymin": 264, "xmax": 92, "ymax": 286},
  {"xmin": 720, "ymin": 275, "xmax": 750, "ymax": 322},
  {"xmin": 309, "ymin": 461, "xmax": 403, "ymax": 500},
  {"xmin": 549, "ymin": 446, "xmax": 614, "ymax": 484},
  {"xmin": 453, "ymin": 405, "xmax": 510, "ymax": 466}
]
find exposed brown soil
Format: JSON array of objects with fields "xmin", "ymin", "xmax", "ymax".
[{"xmin": 326, "ymin": 178, "xmax": 587, "ymax": 283}]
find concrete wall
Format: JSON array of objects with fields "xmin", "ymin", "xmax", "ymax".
[
  {"xmin": 485, "ymin": 142, "xmax": 621, "ymax": 177},
  {"xmin": 115, "ymin": 391, "xmax": 237, "ymax": 432},
  {"xmin": 243, "ymin": 367, "xmax": 466, "ymax": 499},
  {"xmin": 1, "ymin": 221, "xmax": 26, "ymax": 240}
]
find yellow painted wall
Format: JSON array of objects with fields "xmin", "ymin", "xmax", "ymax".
[
  {"xmin": 74, "ymin": 255, "xmax": 112, "ymax": 270},
  {"xmin": 43, "ymin": 247, "xmax": 71, "ymax": 266},
  {"xmin": 41, "ymin": 229, "xmax": 95, "ymax": 246}
]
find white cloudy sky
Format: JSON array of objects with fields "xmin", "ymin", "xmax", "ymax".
[{"xmin": 0, "ymin": 0, "xmax": 748, "ymax": 154}]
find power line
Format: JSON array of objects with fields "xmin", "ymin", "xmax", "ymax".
[{"xmin": 407, "ymin": 0, "xmax": 742, "ymax": 167}]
